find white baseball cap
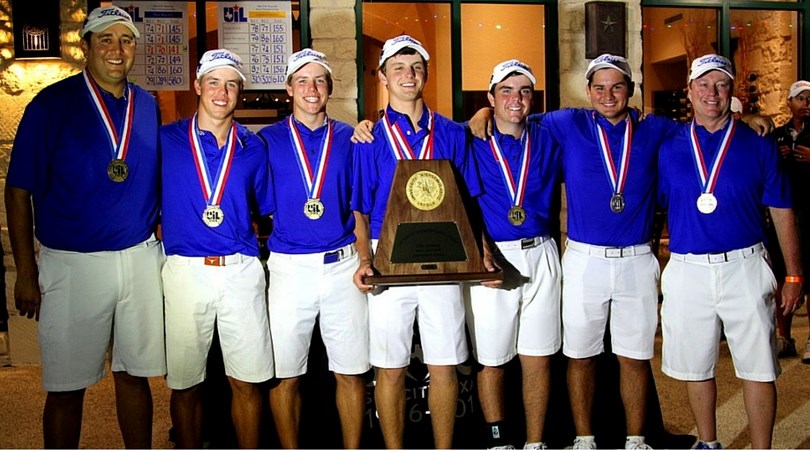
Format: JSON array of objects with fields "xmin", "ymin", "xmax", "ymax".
[
  {"xmin": 788, "ymin": 80, "xmax": 810, "ymax": 99},
  {"xmin": 689, "ymin": 54, "xmax": 734, "ymax": 81},
  {"xmin": 81, "ymin": 5, "xmax": 140, "ymax": 38},
  {"xmin": 286, "ymin": 48, "xmax": 332, "ymax": 79},
  {"xmin": 378, "ymin": 35, "xmax": 430, "ymax": 68},
  {"xmin": 196, "ymin": 49, "xmax": 246, "ymax": 82},
  {"xmin": 585, "ymin": 54, "xmax": 631, "ymax": 81},
  {"xmin": 489, "ymin": 59, "xmax": 536, "ymax": 91},
  {"xmin": 731, "ymin": 96, "xmax": 743, "ymax": 114}
]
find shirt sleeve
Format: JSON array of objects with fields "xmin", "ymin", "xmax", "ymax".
[
  {"xmin": 7, "ymin": 100, "xmax": 48, "ymax": 194},
  {"xmin": 254, "ymin": 135, "xmax": 274, "ymax": 216},
  {"xmin": 761, "ymin": 136, "xmax": 792, "ymax": 208},
  {"xmin": 351, "ymin": 141, "xmax": 377, "ymax": 214}
]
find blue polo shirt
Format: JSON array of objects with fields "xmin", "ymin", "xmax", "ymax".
[
  {"xmin": 469, "ymin": 122, "xmax": 561, "ymax": 241},
  {"xmin": 7, "ymin": 73, "xmax": 160, "ymax": 252},
  {"xmin": 258, "ymin": 117, "xmax": 356, "ymax": 254},
  {"xmin": 541, "ymin": 109, "xmax": 674, "ymax": 247},
  {"xmin": 658, "ymin": 119, "xmax": 791, "ymax": 254},
  {"xmin": 352, "ymin": 105, "xmax": 482, "ymax": 239},
  {"xmin": 160, "ymin": 118, "xmax": 270, "ymax": 257}
]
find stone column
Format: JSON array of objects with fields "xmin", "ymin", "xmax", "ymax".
[
  {"xmin": 557, "ymin": 0, "xmax": 643, "ymax": 108},
  {"xmin": 310, "ymin": 0, "xmax": 359, "ymax": 125}
]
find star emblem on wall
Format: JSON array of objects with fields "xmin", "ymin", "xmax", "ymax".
[{"xmin": 602, "ymin": 15, "xmax": 617, "ymax": 33}]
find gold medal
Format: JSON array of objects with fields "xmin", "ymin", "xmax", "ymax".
[
  {"xmin": 508, "ymin": 205, "xmax": 526, "ymax": 226},
  {"xmin": 304, "ymin": 198, "xmax": 325, "ymax": 220},
  {"xmin": 406, "ymin": 170, "xmax": 445, "ymax": 211},
  {"xmin": 202, "ymin": 205, "xmax": 224, "ymax": 227},
  {"xmin": 107, "ymin": 159, "xmax": 129, "ymax": 182}
]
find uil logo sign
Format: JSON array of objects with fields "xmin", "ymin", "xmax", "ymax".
[{"xmin": 223, "ymin": 5, "xmax": 247, "ymax": 23}]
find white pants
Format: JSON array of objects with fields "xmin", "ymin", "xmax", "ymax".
[
  {"xmin": 465, "ymin": 237, "xmax": 561, "ymax": 366},
  {"xmin": 562, "ymin": 239, "xmax": 660, "ymax": 360},
  {"xmin": 164, "ymin": 254, "xmax": 274, "ymax": 389},
  {"xmin": 662, "ymin": 243, "xmax": 779, "ymax": 382},
  {"xmin": 38, "ymin": 238, "xmax": 166, "ymax": 392},
  {"xmin": 268, "ymin": 244, "xmax": 370, "ymax": 377}
]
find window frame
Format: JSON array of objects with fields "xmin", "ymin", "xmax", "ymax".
[
  {"xmin": 356, "ymin": 0, "xmax": 559, "ymax": 121},
  {"xmin": 641, "ymin": 0, "xmax": 810, "ymax": 78}
]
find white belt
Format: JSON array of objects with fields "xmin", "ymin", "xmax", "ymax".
[
  {"xmin": 670, "ymin": 243, "xmax": 763, "ymax": 264},
  {"xmin": 496, "ymin": 235, "xmax": 551, "ymax": 250},
  {"xmin": 171, "ymin": 253, "xmax": 252, "ymax": 267},
  {"xmin": 566, "ymin": 239, "xmax": 652, "ymax": 258},
  {"xmin": 322, "ymin": 243, "xmax": 357, "ymax": 264}
]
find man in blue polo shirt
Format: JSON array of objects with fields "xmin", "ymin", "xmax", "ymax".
[
  {"xmin": 657, "ymin": 54, "xmax": 803, "ymax": 450},
  {"xmin": 258, "ymin": 48, "xmax": 369, "ymax": 449},
  {"xmin": 160, "ymin": 49, "xmax": 274, "ymax": 449},
  {"xmin": 545, "ymin": 55, "xmax": 665, "ymax": 450},
  {"xmin": 469, "ymin": 54, "xmax": 676, "ymax": 450},
  {"xmin": 5, "ymin": 6, "xmax": 164, "ymax": 447},
  {"xmin": 464, "ymin": 59, "xmax": 562, "ymax": 450},
  {"xmin": 352, "ymin": 35, "xmax": 482, "ymax": 449}
]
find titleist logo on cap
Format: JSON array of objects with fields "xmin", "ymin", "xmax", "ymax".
[
  {"xmin": 97, "ymin": 8, "xmax": 130, "ymax": 19},
  {"xmin": 205, "ymin": 51, "xmax": 241, "ymax": 66},
  {"xmin": 290, "ymin": 49, "xmax": 325, "ymax": 64},
  {"xmin": 389, "ymin": 35, "xmax": 419, "ymax": 46},
  {"xmin": 694, "ymin": 55, "xmax": 728, "ymax": 66},
  {"xmin": 592, "ymin": 54, "xmax": 624, "ymax": 64},
  {"xmin": 500, "ymin": 60, "xmax": 531, "ymax": 72}
]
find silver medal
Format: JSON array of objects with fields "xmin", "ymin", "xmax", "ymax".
[
  {"xmin": 696, "ymin": 193, "xmax": 717, "ymax": 214},
  {"xmin": 202, "ymin": 205, "xmax": 225, "ymax": 227}
]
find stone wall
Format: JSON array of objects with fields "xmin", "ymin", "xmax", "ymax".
[
  {"xmin": 731, "ymin": 10, "xmax": 797, "ymax": 125},
  {"xmin": 557, "ymin": 0, "xmax": 643, "ymax": 109},
  {"xmin": 310, "ymin": 0, "xmax": 358, "ymax": 125}
]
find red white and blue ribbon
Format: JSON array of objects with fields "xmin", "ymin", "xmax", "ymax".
[
  {"xmin": 593, "ymin": 112, "xmax": 632, "ymax": 198},
  {"xmin": 489, "ymin": 130, "xmax": 531, "ymax": 208},
  {"xmin": 381, "ymin": 109, "xmax": 435, "ymax": 160},
  {"xmin": 83, "ymin": 69, "xmax": 134, "ymax": 162},
  {"xmin": 689, "ymin": 119, "xmax": 736, "ymax": 195},
  {"xmin": 288, "ymin": 115, "xmax": 333, "ymax": 200},
  {"xmin": 187, "ymin": 113, "xmax": 237, "ymax": 207}
]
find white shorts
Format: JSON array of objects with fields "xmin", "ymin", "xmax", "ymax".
[
  {"xmin": 163, "ymin": 254, "xmax": 274, "ymax": 389},
  {"xmin": 268, "ymin": 244, "xmax": 370, "ymax": 378},
  {"xmin": 561, "ymin": 239, "xmax": 660, "ymax": 360},
  {"xmin": 661, "ymin": 243, "xmax": 779, "ymax": 382},
  {"xmin": 465, "ymin": 237, "xmax": 561, "ymax": 366},
  {"xmin": 368, "ymin": 241, "xmax": 468, "ymax": 367},
  {"xmin": 38, "ymin": 238, "xmax": 166, "ymax": 392}
]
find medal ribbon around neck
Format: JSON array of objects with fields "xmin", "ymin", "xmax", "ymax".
[
  {"xmin": 187, "ymin": 114, "xmax": 237, "ymax": 207},
  {"xmin": 489, "ymin": 129, "xmax": 531, "ymax": 209},
  {"xmin": 593, "ymin": 112, "xmax": 633, "ymax": 198},
  {"xmin": 83, "ymin": 69, "xmax": 135, "ymax": 162},
  {"xmin": 689, "ymin": 119, "xmax": 736, "ymax": 196},
  {"xmin": 382, "ymin": 109, "xmax": 435, "ymax": 160},
  {"xmin": 288, "ymin": 115, "xmax": 333, "ymax": 200}
]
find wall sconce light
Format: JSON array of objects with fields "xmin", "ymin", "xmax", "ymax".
[{"xmin": 11, "ymin": 0, "xmax": 61, "ymax": 59}]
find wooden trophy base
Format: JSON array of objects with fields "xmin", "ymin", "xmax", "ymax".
[{"xmin": 364, "ymin": 160, "xmax": 502, "ymax": 286}]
